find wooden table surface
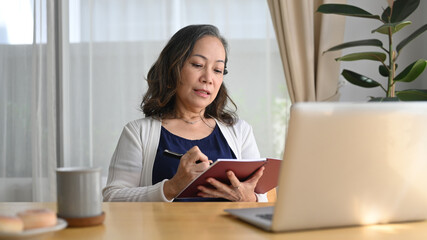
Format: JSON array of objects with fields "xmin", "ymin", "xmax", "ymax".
[{"xmin": 1, "ymin": 202, "xmax": 427, "ymax": 240}]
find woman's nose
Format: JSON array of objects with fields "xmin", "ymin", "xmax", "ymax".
[{"xmin": 201, "ymin": 70, "xmax": 213, "ymax": 84}]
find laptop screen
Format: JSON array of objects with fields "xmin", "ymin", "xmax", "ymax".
[{"xmin": 272, "ymin": 102, "xmax": 427, "ymax": 231}]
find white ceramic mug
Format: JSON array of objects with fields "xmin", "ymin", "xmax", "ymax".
[{"xmin": 56, "ymin": 167, "xmax": 102, "ymax": 218}]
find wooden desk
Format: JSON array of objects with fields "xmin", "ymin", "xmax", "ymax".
[{"xmin": 2, "ymin": 202, "xmax": 427, "ymax": 240}]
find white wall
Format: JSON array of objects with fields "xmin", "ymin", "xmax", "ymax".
[{"xmin": 339, "ymin": 0, "xmax": 427, "ymax": 102}]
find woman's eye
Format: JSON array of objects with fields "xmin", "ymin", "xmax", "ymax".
[
  {"xmin": 214, "ymin": 69, "xmax": 223, "ymax": 74},
  {"xmin": 191, "ymin": 63, "xmax": 203, "ymax": 68}
]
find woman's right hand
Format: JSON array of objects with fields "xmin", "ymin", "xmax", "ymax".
[{"xmin": 164, "ymin": 146, "xmax": 212, "ymax": 200}]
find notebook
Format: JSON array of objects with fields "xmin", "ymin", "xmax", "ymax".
[
  {"xmin": 176, "ymin": 158, "xmax": 281, "ymax": 199},
  {"xmin": 225, "ymin": 102, "xmax": 427, "ymax": 232}
]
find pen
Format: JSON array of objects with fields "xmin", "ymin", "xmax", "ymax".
[
  {"xmin": 163, "ymin": 149, "xmax": 208, "ymax": 164},
  {"xmin": 163, "ymin": 149, "xmax": 183, "ymax": 159}
]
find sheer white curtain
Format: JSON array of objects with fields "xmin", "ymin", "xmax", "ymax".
[
  {"xmin": 0, "ymin": 0, "xmax": 57, "ymax": 201},
  {"xmin": 0, "ymin": 0, "xmax": 288, "ymax": 201}
]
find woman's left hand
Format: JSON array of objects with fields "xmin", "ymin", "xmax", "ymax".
[{"xmin": 196, "ymin": 166, "xmax": 265, "ymax": 202}]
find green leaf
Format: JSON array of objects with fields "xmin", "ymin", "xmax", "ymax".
[
  {"xmin": 369, "ymin": 97, "xmax": 400, "ymax": 102},
  {"xmin": 317, "ymin": 4, "xmax": 381, "ymax": 20},
  {"xmin": 396, "ymin": 24, "xmax": 427, "ymax": 53},
  {"xmin": 336, "ymin": 52, "xmax": 387, "ymax": 62},
  {"xmin": 394, "ymin": 59, "xmax": 427, "ymax": 82},
  {"xmin": 396, "ymin": 89, "xmax": 427, "ymax": 101},
  {"xmin": 379, "ymin": 64, "xmax": 398, "ymax": 77},
  {"xmin": 323, "ymin": 39, "xmax": 383, "ymax": 53},
  {"xmin": 379, "ymin": 65, "xmax": 389, "ymax": 77},
  {"xmin": 371, "ymin": 21, "xmax": 412, "ymax": 34},
  {"xmin": 341, "ymin": 69, "xmax": 382, "ymax": 88},
  {"xmin": 390, "ymin": 0, "xmax": 420, "ymax": 23},
  {"xmin": 381, "ymin": 6, "xmax": 391, "ymax": 22}
]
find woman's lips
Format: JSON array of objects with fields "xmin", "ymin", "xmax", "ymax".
[{"xmin": 194, "ymin": 89, "xmax": 210, "ymax": 98}]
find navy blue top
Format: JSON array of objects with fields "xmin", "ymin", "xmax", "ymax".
[{"xmin": 152, "ymin": 124, "xmax": 236, "ymax": 201}]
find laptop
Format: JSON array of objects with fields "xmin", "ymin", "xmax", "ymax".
[{"xmin": 225, "ymin": 102, "xmax": 427, "ymax": 232}]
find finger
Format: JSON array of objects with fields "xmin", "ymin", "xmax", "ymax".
[
  {"xmin": 197, "ymin": 159, "xmax": 213, "ymax": 164},
  {"xmin": 197, "ymin": 186, "xmax": 223, "ymax": 198},
  {"xmin": 206, "ymin": 177, "xmax": 230, "ymax": 192},
  {"xmin": 194, "ymin": 156, "xmax": 210, "ymax": 165},
  {"xmin": 174, "ymin": 146, "xmax": 209, "ymax": 179},
  {"xmin": 197, "ymin": 191, "xmax": 220, "ymax": 199},
  {"xmin": 246, "ymin": 166, "xmax": 265, "ymax": 184},
  {"xmin": 193, "ymin": 162, "xmax": 210, "ymax": 173},
  {"xmin": 206, "ymin": 177, "xmax": 237, "ymax": 195},
  {"xmin": 198, "ymin": 183, "xmax": 242, "ymax": 201},
  {"xmin": 226, "ymin": 170, "xmax": 242, "ymax": 189},
  {"xmin": 186, "ymin": 146, "xmax": 209, "ymax": 164},
  {"xmin": 197, "ymin": 185, "xmax": 235, "ymax": 200}
]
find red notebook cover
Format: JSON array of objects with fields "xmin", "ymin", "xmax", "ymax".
[{"xmin": 176, "ymin": 158, "xmax": 281, "ymax": 199}]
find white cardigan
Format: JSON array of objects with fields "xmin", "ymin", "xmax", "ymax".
[{"xmin": 102, "ymin": 117, "xmax": 267, "ymax": 202}]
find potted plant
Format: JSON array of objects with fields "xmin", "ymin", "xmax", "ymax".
[{"xmin": 317, "ymin": 0, "xmax": 427, "ymax": 101}]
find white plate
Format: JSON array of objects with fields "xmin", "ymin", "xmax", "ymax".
[{"xmin": 0, "ymin": 218, "xmax": 67, "ymax": 240}]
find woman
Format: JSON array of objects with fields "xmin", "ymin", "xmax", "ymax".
[{"xmin": 103, "ymin": 24, "xmax": 266, "ymax": 202}]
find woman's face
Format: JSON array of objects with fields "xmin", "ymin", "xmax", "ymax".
[{"xmin": 175, "ymin": 36, "xmax": 226, "ymax": 113}]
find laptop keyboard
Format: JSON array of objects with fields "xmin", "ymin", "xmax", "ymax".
[{"xmin": 256, "ymin": 213, "xmax": 273, "ymax": 221}]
